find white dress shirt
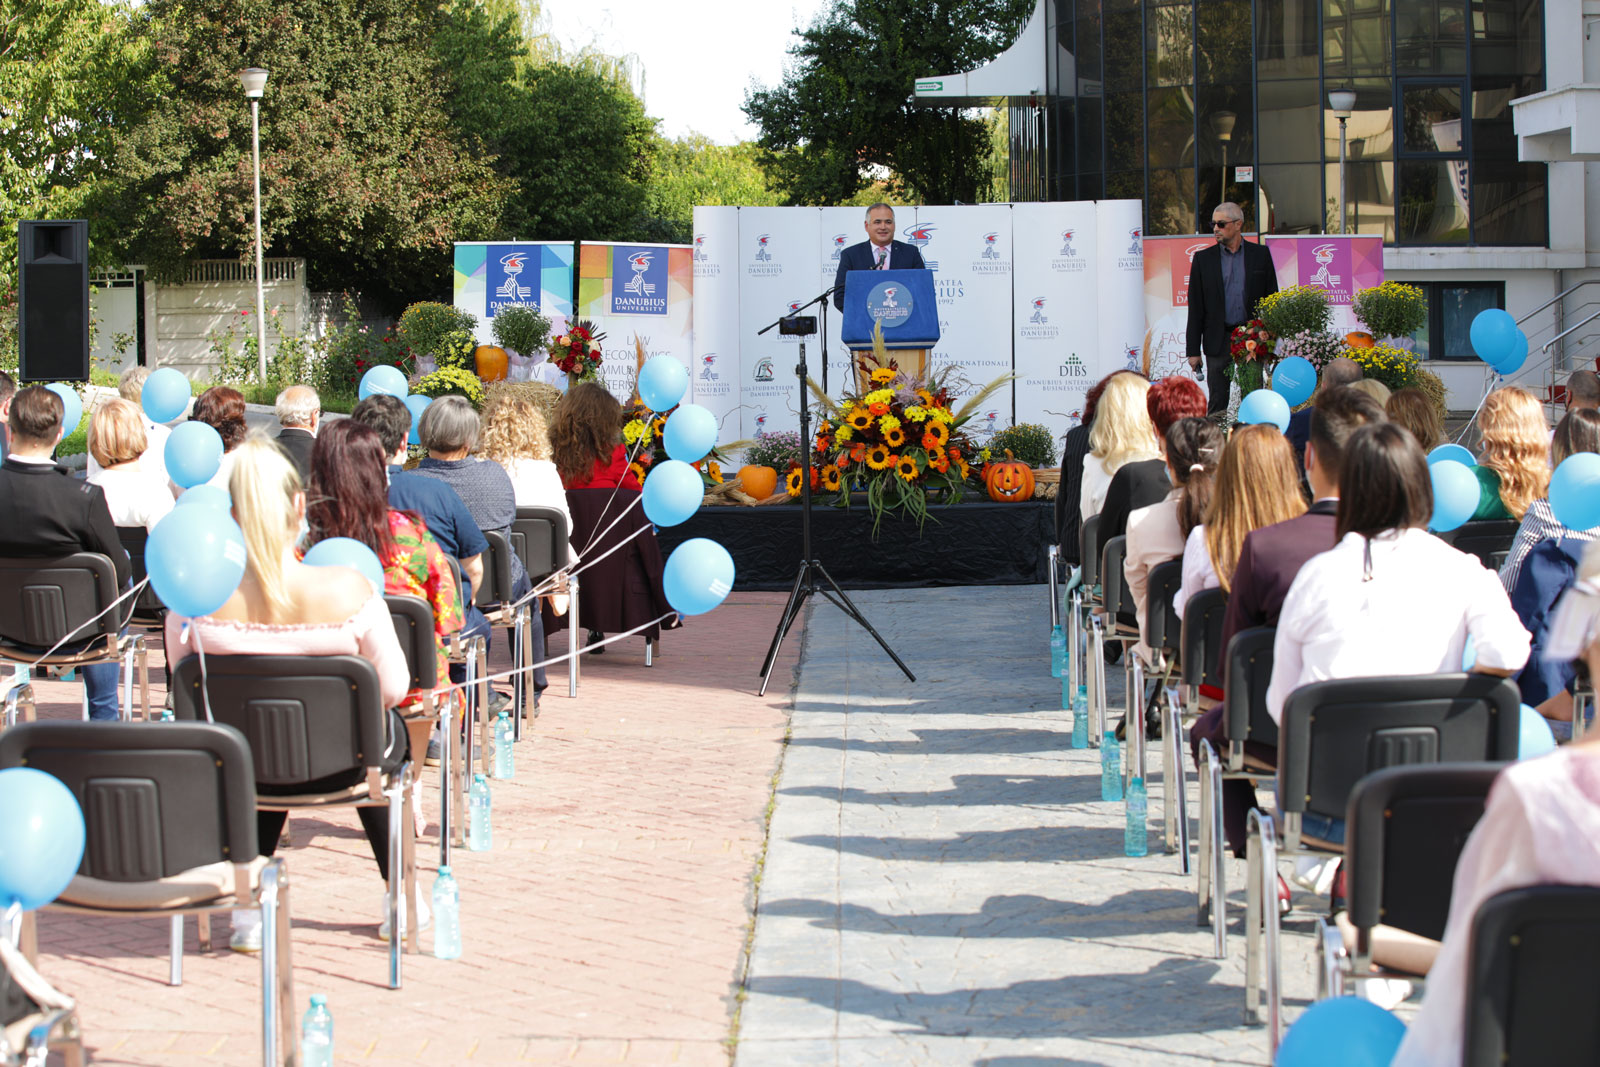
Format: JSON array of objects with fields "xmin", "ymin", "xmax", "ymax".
[
  {"xmin": 1266, "ymin": 527, "xmax": 1531, "ymax": 724},
  {"xmin": 1172, "ymin": 523, "xmax": 1219, "ymax": 619},
  {"xmin": 497, "ymin": 455, "xmax": 580, "ymax": 563},
  {"xmin": 87, "ymin": 414, "xmax": 171, "ymax": 486},
  {"xmin": 1123, "ymin": 490, "xmax": 1184, "ymax": 662},
  {"xmin": 88, "ymin": 465, "xmax": 176, "ymax": 533}
]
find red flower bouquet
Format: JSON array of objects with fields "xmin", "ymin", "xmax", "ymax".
[{"xmin": 549, "ymin": 319, "xmax": 606, "ymax": 382}]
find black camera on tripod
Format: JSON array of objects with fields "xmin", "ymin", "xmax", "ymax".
[{"xmin": 778, "ymin": 315, "xmax": 817, "ymax": 337}]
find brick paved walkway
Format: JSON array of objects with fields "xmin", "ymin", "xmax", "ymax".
[{"xmin": 24, "ymin": 593, "xmax": 797, "ymax": 1065}]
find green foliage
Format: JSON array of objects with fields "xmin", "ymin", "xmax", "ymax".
[
  {"xmin": 643, "ymin": 136, "xmax": 781, "ymax": 244},
  {"xmin": 1353, "ymin": 282, "xmax": 1429, "ymax": 340},
  {"xmin": 490, "ymin": 304, "xmax": 552, "ymax": 356},
  {"xmin": 987, "ymin": 423, "xmax": 1057, "ymax": 468},
  {"xmin": 438, "ymin": 329, "xmax": 476, "ymax": 371},
  {"xmin": 1255, "ymin": 285, "xmax": 1332, "ymax": 340},
  {"xmin": 398, "ymin": 302, "xmax": 478, "ymax": 362},
  {"xmin": 206, "ymin": 306, "xmax": 315, "ymax": 387},
  {"xmin": 742, "ymin": 0, "xmax": 1033, "ymax": 205},
  {"xmin": 316, "ymin": 294, "xmax": 411, "ymax": 396}
]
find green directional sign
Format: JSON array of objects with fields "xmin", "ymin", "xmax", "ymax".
[{"xmin": 915, "ymin": 81, "xmax": 944, "ymax": 92}]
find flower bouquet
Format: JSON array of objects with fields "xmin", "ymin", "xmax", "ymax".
[
  {"xmin": 621, "ymin": 403, "xmax": 726, "ymax": 489},
  {"xmin": 549, "ymin": 320, "xmax": 606, "ymax": 382},
  {"xmin": 1227, "ymin": 318, "xmax": 1276, "ymax": 394}
]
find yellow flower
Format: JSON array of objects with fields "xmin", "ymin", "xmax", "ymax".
[
  {"xmin": 623, "ymin": 420, "xmax": 645, "ymax": 445},
  {"xmin": 895, "ymin": 454, "xmax": 918, "ymax": 482},
  {"xmin": 916, "ymin": 388, "xmax": 934, "ymax": 405},
  {"xmin": 866, "ymin": 444, "xmax": 892, "ymax": 470},
  {"xmin": 980, "ymin": 447, "xmax": 992, "ymax": 462},
  {"xmin": 878, "ymin": 414, "xmax": 901, "ymax": 432},
  {"xmin": 922, "ymin": 421, "xmax": 949, "ymax": 448},
  {"xmin": 869, "ymin": 368, "xmax": 896, "ymax": 384},
  {"xmin": 786, "ymin": 469, "xmax": 803, "ymax": 496},
  {"xmin": 904, "ymin": 405, "xmax": 929, "ymax": 422},
  {"xmin": 884, "ymin": 425, "xmax": 905, "ymax": 448},
  {"xmin": 836, "ymin": 424, "xmax": 853, "ymax": 442},
  {"xmin": 822, "ymin": 464, "xmax": 842, "ymax": 492},
  {"xmin": 930, "ymin": 408, "xmax": 954, "ymax": 425},
  {"xmin": 707, "ymin": 461, "xmax": 723, "ymax": 484},
  {"xmin": 847, "ymin": 410, "xmax": 873, "ymax": 432},
  {"xmin": 864, "ymin": 388, "xmax": 895, "ymax": 406}
]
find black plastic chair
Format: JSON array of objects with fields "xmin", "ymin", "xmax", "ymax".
[
  {"xmin": 170, "ymin": 654, "xmax": 418, "ymax": 990},
  {"xmin": 442, "ymin": 554, "xmax": 489, "ymax": 777},
  {"xmin": 387, "ymin": 593, "xmax": 459, "ymax": 857},
  {"xmin": 1142, "ymin": 557, "xmax": 1185, "ymax": 867},
  {"xmin": 474, "ymin": 529, "xmax": 537, "ymax": 734},
  {"xmin": 1317, "ymin": 762, "xmax": 1501, "ymax": 999},
  {"xmin": 1438, "ymin": 519, "xmax": 1521, "ymax": 570},
  {"xmin": 1097, "ymin": 536, "xmax": 1148, "ymax": 790},
  {"xmin": 1245, "ymin": 672, "xmax": 1522, "ymax": 1037},
  {"xmin": 1465, "ymin": 885, "xmax": 1600, "ymax": 1066},
  {"xmin": 513, "ymin": 505, "xmax": 576, "ymax": 700},
  {"xmin": 1178, "ymin": 587, "xmax": 1229, "ymax": 719},
  {"xmin": 1, "ymin": 721, "xmax": 291, "ymax": 1065},
  {"xmin": 114, "ymin": 526, "xmax": 168, "ymax": 627},
  {"xmin": 0, "ymin": 553, "xmax": 149, "ymax": 722}
]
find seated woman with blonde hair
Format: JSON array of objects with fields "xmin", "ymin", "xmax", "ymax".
[
  {"xmin": 86, "ymin": 397, "xmax": 176, "ymax": 533},
  {"xmin": 1473, "ymin": 385, "xmax": 1550, "ymax": 521},
  {"xmin": 478, "ymin": 391, "xmax": 578, "ymax": 564},
  {"xmin": 1079, "ymin": 371, "xmax": 1157, "ymax": 522}
]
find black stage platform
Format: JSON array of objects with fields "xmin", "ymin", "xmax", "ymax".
[{"xmin": 657, "ymin": 500, "xmax": 1054, "ymax": 591}]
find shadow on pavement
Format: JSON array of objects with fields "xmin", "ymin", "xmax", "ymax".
[{"xmin": 759, "ymin": 888, "xmax": 1199, "ymax": 939}]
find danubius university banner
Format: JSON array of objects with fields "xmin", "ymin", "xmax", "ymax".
[
  {"xmin": 575, "ymin": 241, "xmax": 693, "ymax": 405},
  {"xmin": 453, "ymin": 241, "xmax": 574, "ymax": 346}
]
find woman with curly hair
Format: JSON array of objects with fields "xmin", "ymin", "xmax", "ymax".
[
  {"xmin": 479, "ymin": 393, "xmax": 576, "ymax": 555},
  {"xmin": 189, "ymin": 385, "xmax": 248, "ymax": 492},
  {"xmin": 1473, "ymin": 386, "xmax": 1550, "ymax": 520},
  {"xmin": 1078, "ymin": 371, "xmax": 1157, "ymax": 522}
]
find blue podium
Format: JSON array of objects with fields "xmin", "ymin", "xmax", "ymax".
[{"xmin": 840, "ymin": 269, "xmax": 940, "ymax": 388}]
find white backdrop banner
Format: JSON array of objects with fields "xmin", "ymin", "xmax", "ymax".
[
  {"xmin": 1097, "ymin": 199, "xmax": 1147, "ymax": 400},
  {"xmin": 911, "ymin": 204, "xmax": 1014, "ymax": 431},
  {"xmin": 690, "ymin": 207, "xmax": 742, "ymax": 439},
  {"xmin": 736, "ymin": 207, "xmax": 820, "ymax": 440},
  {"xmin": 818, "ymin": 206, "xmax": 868, "ymax": 393},
  {"xmin": 1012, "ymin": 202, "xmax": 1100, "ymax": 433}
]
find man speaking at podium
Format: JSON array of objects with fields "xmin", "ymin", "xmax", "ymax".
[{"xmin": 833, "ymin": 202, "xmax": 926, "ymax": 311}]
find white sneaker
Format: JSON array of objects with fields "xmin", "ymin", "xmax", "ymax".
[
  {"xmin": 1292, "ymin": 856, "xmax": 1340, "ymax": 895},
  {"xmin": 1362, "ymin": 977, "xmax": 1415, "ymax": 1010},
  {"xmin": 376, "ymin": 890, "xmax": 430, "ymax": 942},
  {"xmin": 229, "ymin": 909, "xmax": 262, "ymax": 953}
]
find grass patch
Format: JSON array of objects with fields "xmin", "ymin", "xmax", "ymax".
[{"xmin": 56, "ymin": 426, "xmax": 87, "ymax": 458}]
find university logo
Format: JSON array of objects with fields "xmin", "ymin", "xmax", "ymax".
[
  {"xmin": 611, "ymin": 246, "xmax": 668, "ymax": 316},
  {"xmin": 1059, "ymin": 230, "xmax": 1077, "ymax": 256},
  {"xmin": 903, "ymin": 223, "xmax": 936, "ymax": 248},
  {"xmin": 1310, "ymin": 243, "xmax": 1342, "ymax": 288},
  {"xmin": 693, "ymin": 234, "xmax": 708, "ymax": 262},
  {"xmin": 700, "ymin": 353, "xmax": 719, "ymax": 381},
  {"xmin": 1124, "ymin": 343, "xmax": 1141, "ymax": 371},
  {"xmin": 1184, "ymin": 241, "xmax": 1210, "ymax": 263},
  {"xmin": 755, "ymin": 234, "xmax": 772, "ymax": 262},
  {"xmin": 1029, "ymin": 297, "xmax": 1047, "ymax": 325},
  {"xmin": 980, "ymin": 411, "xmax": 1000, "ymax": 433},
  {"xmin": 754, "ymin": 357, "xmax": 775, "ymax": 382},
  {"xmin": 981, "ymin": 232, "xmax": 1001, "ymax": 259},
  {"xmin": 496, "ymin": 252, "xmax": 532, "ymax": 301},
  {"xmin": 624, "ymin": 251, "xmax": 655, "ymax": 296},
  {"xmin": 830, "ymin": 234, "xmax": 849, "ymax": 260},
  {"xmin": 1059, "ymin": 354, "xmax": 1088, "ymax": 378},
  {"xmin": 1128, "ymin": 227, "xmax": 1143, "ymax": 255},
  {"xmin": 753, "ymin": 412, "xmax": 770, "ymax": 434},
  {"xmin": 867, "ymin": 281, "xmax": 912, "ymax": 326}
]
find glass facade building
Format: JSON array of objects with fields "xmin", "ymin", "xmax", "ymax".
[{"xmin": 1017, "ymin": 0, "xmax": 1548, "ymax": 246}]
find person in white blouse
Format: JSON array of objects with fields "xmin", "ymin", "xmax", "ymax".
[
  {"xmin": 1267, "ymin": 422, "xmax": 1530, "ymax": 730},
  {"xmin": 1173, "ymin": 423, "xmax": 1305, "ymax": 617},
  {"xmin": 85, "ymin": 398, "xmax": 176, "ymax": 533},
  {"xmin": 477, "ymin": 391, "xmax": 579, "ymax": 566},
  {"xmin": 1079, "ymin": 372, "xmax": 1158, "ymax": 522},
  {"xmin": 1123, "ymin": 417, "xmax": 1220, "ymax": 664},
  {"xmin": 86, "ymin": 366, "xmax": 173, "ymax": 486}
]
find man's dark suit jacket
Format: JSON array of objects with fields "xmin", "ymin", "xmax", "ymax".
[
  {"xmin": 1185, "ymin": 239, "xmax": 1279, "ymax": 363},
  {"xmin": 1215, "ymin": 498, "xmax": 1337, "ymax": 682},
  {"xmin": 0, "ymin": 457, "xmax": 131, "ymax": 588},
  {"xmin": 276, "ymin": 427, "xmax": 315, "ymax": 481},
  {"xmin": 832, "ymin": 240, "xmax": 927, "ymax": 310}
]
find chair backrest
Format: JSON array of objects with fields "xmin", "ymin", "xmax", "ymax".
[
  {"xmin": 1439, "ymin": 519, "xmax": 1521, "ymax": 569},
  {"xmin": 385, "ymin": 594, "xmax": 435, "ymax": 693},
  {"xmin": 1223, "ymin": 626, "xmax": 1279, "ymax": 750},
  {"xmin": 1080, "ymin": 513, "xmax": 1101, "ymax": 590},
  {"xmin": 474, "ymin": 530, "xmax": 516, "ymax": 609},
  {"xmin": 1344, "ymin": 762, "xmax": 1500, "ymax": 941},
  {"xmin": 0, "ymin": 721, "xmax": 257, "ymax": 880},
  {"xmin": 1144, "ymin": 558, "xmax": 1184, "ymax": 657},
  {"xmin": 512, "ymin": 506, "xmax": 569, "ymax": 583},
  {"xmin": 1099, "ymin": 535, "xmax": 1136, "ymax": 623},
  {"xmin": 171, "ymin": 654, "xmax": 387, "ymax": 788},
  {"xmin": 116, "ymin": 527, "xmax": 168, "ymax": 619},
  {"xmin": 1278, "ymin": 673, "xmax": 1521, "ymax": 821},
  {"xmin": 1466, "ymin": 885, "xmax": 1600, "ymax": 1067},
  {"xmin": 0, "ymin": 553, "xmax": 123, "ymax": 647},
  {"xmin": 1179, "ymin": 587, "xmax": 1229, "ymax": 691}
]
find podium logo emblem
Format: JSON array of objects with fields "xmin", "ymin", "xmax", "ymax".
[
  {"xmin": 866, "ymin": 281, "xmax": 912, "ymax": 326},
  {"xmin": 611, "ymin": 246, "xmax": 667, "ymax": 315},
  {"xmin": 755, "ymin": 234, "xmax": 772, "ymax": 262}
]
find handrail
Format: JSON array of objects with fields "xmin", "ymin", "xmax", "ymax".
[
  {"xmin": 1541, "ymin": 307, "xmax": 1600, "ymax": 353},
  {"xmin": 1519, "ymin": 279, "xmax": 1600, "ymax": 326}
]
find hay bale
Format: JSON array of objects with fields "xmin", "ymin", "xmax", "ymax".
[{"xmin": 483, "ymin": 380, "xmax": 563, "ymax": 421}]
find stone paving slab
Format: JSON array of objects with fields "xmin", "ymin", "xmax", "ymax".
[{"xmin": 735, "ymin": 585, "xmax": 1418, "ymax": 1067}]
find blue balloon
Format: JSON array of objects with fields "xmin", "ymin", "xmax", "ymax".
[
  {"xmin": 1550, "ymin": 452, "xmax": 1600, "ymax": 531},
  {"xmin": 0, "ymin": 768, "xmax": 85, "ymax": 911},
  {"xmin": 638, "ymin": 356, "xmax": 689, "ymax": 413},
  {"xmin": 1270, "ymin": 356, "xmax": 1317, "ymax": 408},
  {"xmin": 164, "ymin": 420, "xmax": 225, "ymax": 489},
  {"xmin": 45, "ymin": 383, "xmax": 82, "ymax": 437},
  {"xmin": 1520, "ymin": 703, "xmax": 1557, "ymax": 759},
  {"xmin": 663, "ymin": 538, "xmax": 735, "ymax": 616},
  {"xmin": 1470, "ymin": 308, "xmax": 1518, "ymax": 366},
  {"xmin": 641, "ymin": 459, "xmax": 704, "ymax": 527},
  {"xmin": 358, "ymin": 364, "xmax": 408, "ymax": 401},
  {"xmin": 1238, "ymin": 388, "xmax": 1291, "ymax": 433},
  {"xmin": 1275, "ymin": 996, "xmax": 1406, "ymax": 1067},
  {"xmin": 404, "ymin": 394, "xmax": 433, "ymax": 446},
  {"xmin": 1490, "ymin": 328, "xmax": 1528, "ymax": 376},
  {"xmin": 141, "ymin": 367, "xmax": 191, "ymax": 424},
  {"xmin": 302, "ymin": 537, "xmax": 385, "ymax": 591},
  {"xmin": 1428, "ymin": 443, "xmax": 1476, "ymax": 467},
  {"xmin": 146, "ymin": 505, "xmax": 247, "ymax": 617},
  {"xmin": 663, "ymin": 403, "xmax": 718, "ymax": 462},
  {"xmin": 176, "ymin": 484, "xmax": 232, "ymax": 511},
  {"xmin": 1428, "ymin": 459, "xmax": 1479, "ymax": 533}
]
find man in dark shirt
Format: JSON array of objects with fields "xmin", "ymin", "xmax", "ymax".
[
  {"xmin": 0, "ymin": 386, "xmax": 131, "ymax": 719},
  {"xmin": 273, "ymin": 385, "xmax": 320, "ymax": 480}
]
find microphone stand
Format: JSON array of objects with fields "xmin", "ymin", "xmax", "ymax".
[{"xmin": 754, "ymin": 289, "xmax": 915, "ymax": 696}]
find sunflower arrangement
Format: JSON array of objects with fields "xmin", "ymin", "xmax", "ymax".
[
  {"xmin": 549, "ymin": 319, "xmax": 606, "ymax": 381},
  {"xmin": 795, "ymin": 334, "xmax": 1004, "ymax": 534},
  {"xmin": 621, "ymin": 402, "xmax": 726, "ymax": 489}
]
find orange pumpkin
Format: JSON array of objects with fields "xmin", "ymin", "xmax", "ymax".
[
  {"xmin": 984, "ymin": 449, "xmax": 1035, "ymax": 503},
  {"xmin": 1345, "ymin": 331, "xmax": 1375, "ymax": 349},
  {"xmin": 474, "ymin": 344, "xmax": 509, "ymax": 381},
  {"xmin": 738, "ymin": 464, "xmax": 778, "ymax": 500}
]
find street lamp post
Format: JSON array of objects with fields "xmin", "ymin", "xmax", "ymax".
[
  {"xmin": 1211, "ymin": 111, "xmax": 1236, "ymax": 211},
  {"xmin": 1328, "ymin": 87, "xmax": 1357, "ymax": 234},
  {"xmin": 240, "ymin": 67, "xmax": 269, "ymax": 383}
]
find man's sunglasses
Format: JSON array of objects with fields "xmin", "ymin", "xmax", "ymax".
[{"xmin": 1211, "ymin": 219, "xmax": 1236, "ymax": 228}]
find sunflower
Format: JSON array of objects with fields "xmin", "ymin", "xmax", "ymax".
[
  {"xmin": 847, "ymin": 410, "xmax": 873, "ymax": 432},
  {"xmin": 786, "ymin": 468, "xmax": 803, "ymax": 496},
  {"xmin": 883, "ymin": 425, "xmax": 906, "ymax": 448},
  {"xmin": 651, "ymin": 416, "xmax": 668, "ymax": 438},
  {"xmin": 866, "ymin": 444, "xmax": 893, "ymax": 470},
  {"xmin": 923, "ymin": 421, "xmax": 949, "ymax": 448},
  {"xmin": 957, "ymin": 457, "xmax": 971, "ymax": 479},
  {"xmin": 707, "ymin": 461, "xmax": 723, "ymax": 484},
  {"xmin": 628, "ymin": 461, "xmax": 648, "ymax": 484},
  {"xmin": 895, "ymin": 454, "xmax": 919, "ymax": 482},
  {"xmin": 822, "ymin": 464, "xmax": 841, "ymax": 491},
  {"xmin": 916, "ymin": 388, "xmax": 935, "ymax": 405},
  {"xmin": 869, "ymin": 367, "xmax": 897, "ymax": 384}
]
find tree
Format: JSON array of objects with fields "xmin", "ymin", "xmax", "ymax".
[
  {"xmin": 643, "ymin": 135, "xmax": 782, "ymax": 244},
  {"xmin": 98, "ymin": 0, "xmax": 510, "ymax": 313},
  {"xmin": 743, "ymin": 0, "xmax": 1032, "ymax": 205}
]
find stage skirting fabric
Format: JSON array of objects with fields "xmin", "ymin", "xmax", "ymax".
[{"xmin": 656, "ymin": 501, "xmax": 1054, "ymax": 591}]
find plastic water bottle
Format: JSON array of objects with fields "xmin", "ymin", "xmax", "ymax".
[
  {"xmin": 492, "ymin": 711, "xmax": 514, "ymax": 780},
  {"xmin": 431, "ymin": 866, "xmax": 461, "ymax": 959},
  {"xmin": 300, "ymin": 995, "xmax": 333, "ymax": 1067},
  {"xmin": 468, "ymin": 774, "xmax": 492, "ymax": 851},
  {"xmin": 1124, "ymin": 777, "xmax": 1148, "ymax": 856},
  {"xmin": 1071, "ymin": 683, "xmax": 1089, "ymax": 749},
  {"xmin": 1101, "ymin": 730, "xmax": 1122, "ymax": 801},
  {"xmin": 1050, "ymin": 624, "xmax": 1065, "ymax": 678}
]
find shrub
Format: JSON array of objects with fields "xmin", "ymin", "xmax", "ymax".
[
  {"xmin": 1353, "ymin": 282, "xmax": 1428, "ymax": 340},
  {"xmin": 742, "ymin": 430, "xmax": 804, "ymax": 470},
  {"xmin": 1413, "ymin": 365, "xmax": 1449, "ymax": 418},
  {"xmin": 398, "ymin": 302, "xmax": 477, "ymax": 362},
  {"xmin": 1255, "ymin": 285, "xmax": 1331, "ymax": 339},
  {"xmin": 437, "ymin": 328, "xmax": 477, "ymax": 371},
  {"xmin": 1276, "ymin": 329, "xmax": 1346, "ymax": 371},
  {"xmin": 490, "ymin": 305, "xmax": 552, "ymax": 356},
  {"xmin": 412, "ymin": 366, "xmax": 486, "ymax": 408},
  {"xmin": 1345, "ymin": 341, "xmax": 1419, "ymax": 393},
  {"xmin": 987, "ymin": 422, "xmax": 1057, "ymax": 467}
]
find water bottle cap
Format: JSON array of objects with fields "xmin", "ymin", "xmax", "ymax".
[
  {"xmin": 474, "ymin": 773, "xmax": 486, "ymax": 783},
  {"xmin": 439, "ymin": 865, "xmax": 451, "ymax": 875},
  {"xmin": 310, "ymin": 994, "xmax": 327, "ymax": 1007}
]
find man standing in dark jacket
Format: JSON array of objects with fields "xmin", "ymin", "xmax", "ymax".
[{"xmin": 1186, "ymin": 202, "xmax": 1279, "ymax": 414}]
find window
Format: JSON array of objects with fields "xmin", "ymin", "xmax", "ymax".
[{"xmin": 1402, "ymin": 281, "xmax": 1504, "ymax": 360}]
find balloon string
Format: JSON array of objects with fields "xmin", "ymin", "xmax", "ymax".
[
  {"xmin": 23, "ymin": 576, "xmax": 151, "ymax": 671},
  {"xmin": 180, "ymin": 622, "xmax": 217, "ymax": 724},
  {"xmin": 577, "ymin": 431, "xmax": 654, "ymax": 559},
  {"xmin": 505, "ymin": 519, "xmax": 654, "ymax": 614},
  {"xmin": 434, "ymin": 613, "xmax": 674, "ymax": 697}
]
